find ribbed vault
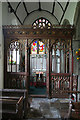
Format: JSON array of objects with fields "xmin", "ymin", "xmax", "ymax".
[{"xmin": 7, "ymin": 0, "xmax": 70, "ymax": 25}]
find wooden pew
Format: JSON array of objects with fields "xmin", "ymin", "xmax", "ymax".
[
  {"xmin": 0, "ymin": 89, "xmax": 29, "ymax": 117},
  {"xmin": 67, "ymin": 101, "xmax": 80, "ymax": 120},
  {"xmin": 0, "ymin": 96, "xmax": 23, "ymax": 119}
]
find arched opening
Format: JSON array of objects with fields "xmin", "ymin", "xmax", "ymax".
[
  {"xmin": 6, "ymin": 40, "xmax": 26, "ymax": 88},
  {"xmin": 29, "ymin": 40, "xmax": 47, "ymax": 95},
  {"xmin": 29, "ymin": 17, "xmax": 51, "ymax": 95}
]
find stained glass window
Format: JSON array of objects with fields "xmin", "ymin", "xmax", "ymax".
[
  {"xmin": 31, "ymin": 18, "xmax": 51, "ymax": 54},
  {"xmin": 39, "ymin": 41, "xmax": 45, "ymax": 54},
  {"xmin": 31, "ymin": 41, "xmax": 37, "ymax": 54},
  {"xmin": 32, "ymin": 17, "xmax": 51, "ymax": 29}
]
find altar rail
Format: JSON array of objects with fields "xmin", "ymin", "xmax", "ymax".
[{"xmin": 6, "ymin": 72, "xmax": 26, "ymax": 89}]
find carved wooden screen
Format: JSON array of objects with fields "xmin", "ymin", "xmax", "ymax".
[
  {"xmin": 51, "ymin": 39, "xmax": 73, "ymax": 98},
  {"xmin": 3, "ymin": 25, "xmax": 76, "ymax": 97},
  {"xmin": 6, "ymin": 39, "xmax": 26, "ymax": 89},
  {"xmin": 52, "ymin": 39, "xmax": 71, "ymax": 73}
]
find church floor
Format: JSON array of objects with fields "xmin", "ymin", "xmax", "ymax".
[
  {"xmin": 29, "ymin": 86, "xmax": 46, "ymax": 95},
  {"xmin": 26, "ymin": 98, "xmax": 70, "ymax": 120}
]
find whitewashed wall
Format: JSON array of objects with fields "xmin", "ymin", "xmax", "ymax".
[
  {"xmin": 61, "ymin": 2, "xmax": 77, "ymax": 25},
  {"xmin": 2, "ymin": 2, "xmax": 58, "ymax": 25}
]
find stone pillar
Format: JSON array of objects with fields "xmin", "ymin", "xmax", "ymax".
[{"xmin": 0, "ymin": 2, "xmax": 3, "ymax": 89}]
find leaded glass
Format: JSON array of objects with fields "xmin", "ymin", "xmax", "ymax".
[
  {"xmin": 32, "ymin": 17, "xmax": 51, "ymax": 28},
  {"xmin": 31, "ymin": 41, "xmax": 37, "ymax": 54},
  {"xmin": 39, "ymin": 41, "xmax": 45, "ymax": 54}
]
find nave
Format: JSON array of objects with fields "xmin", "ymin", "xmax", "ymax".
[{"xmin": 26, "ymin": 97, "xmax": 71, "ymax": 120}]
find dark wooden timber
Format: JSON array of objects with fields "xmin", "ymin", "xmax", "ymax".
[
  {"xmin": 68, "ymin": 101, "xmax": 80, "ymax": 119},
  {"xmin": 46, "ymin": 40, "xmax": 50, "ymax": 97},
  {"xmin": 3, "ymin": 25, "xmax": 74, "ymax": 39},
  {"xmin": 0, "ymin": 96, "xmax": 23, "ymax": 119},
  {"xmin": 0, "ymin": 89, "xmax": 28, "ymax": 117}
]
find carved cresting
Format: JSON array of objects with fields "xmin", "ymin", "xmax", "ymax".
[{"xmin": 3, "ymin": 25, "xmax": 74, "ymax": 54}]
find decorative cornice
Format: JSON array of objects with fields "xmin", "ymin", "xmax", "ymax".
[{"xmin": 3, "ymin": 25, "xmax": 75, "ymax": 39}]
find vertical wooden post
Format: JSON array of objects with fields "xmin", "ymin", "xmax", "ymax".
[
  {"xmin": 70, "ymin": 39, "xmax": 73, "ymax": 91},
  {"xmin": 16, "ymin": 49, "xmax": 17, "ymax": 72},
  {"xmin": 54, "ymin": 44, "xmax": 56, "ymax": 73},
  {"xmin": 64, "ymin": 43, "xmax": 66, "ymax": 73},
  {"xmin": 46, "ymin": 40, "xmax": 49, "ymax": 97},
  {"xmin": 4, "ymin": 38, "xmax": 7, "ymax": 88},
  {"xmin": 70, "ymin": 38, "xmax": 73, "ymax": 99},
  {"xmin": 28, "ymin": 47, "xmax": 30, "ymax": 90},
  {"xmin": 50, "ymin": 49, "xmax": 52, "ymax": 97},
  {"xmin": 60, "ymin": 49, "xmax": 61, "ymax": 73},
  {"xmin": 25, "ymin": 39, "xmax": 29, "ymax": 91},
  {"xmin": 46, "ymin": 39, "xmax": 52, "ymax": 98}
]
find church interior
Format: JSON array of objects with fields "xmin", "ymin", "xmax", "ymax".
[{"xmin": 0, "ymin": 1, "xmax": 80, "ymax": 120}]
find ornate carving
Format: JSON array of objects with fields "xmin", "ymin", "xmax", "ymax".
[
  {"xmin": 73, "ymin": 75, "xmax": 78, "ymax": 91},
  {"xmin": 7, "ymin": 73, "xmax": 26, "ymax": 89},
  {"xmin": 51, "ymin": 74, "xmax": 70, "ymax": 91},
  {"xmin": 51, "ymin": 73, "xmax": 71, "ymax": 98},
  {"xmin": 3, "ymin": 25, "xmax": 74, "ymax": 39}
]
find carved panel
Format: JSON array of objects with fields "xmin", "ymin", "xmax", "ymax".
[
  {"xmin": 51, "ymin": 73, "xmax": 71, "ymax": 98},
  {"xmin": 7, "ymin": 73, "xmax": 26, "ymax": 89},
  {"xmin": 73, "ymin": 75, "xmax": 78, "ymax": 91}
]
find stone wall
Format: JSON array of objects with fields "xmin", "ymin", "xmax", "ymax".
[{"xmin": 73, "ymin": 2, "xmax": 80, "ymax": 100}]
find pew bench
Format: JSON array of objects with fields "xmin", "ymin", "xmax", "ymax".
[
  {"xmin": 0, "ymin": 89, "xmax": 29, "ymax": 117},
  {"xmin": 0, "ymin": 96, "xmax": 23, "ymax": 119},
  {"xmin": 66, "ymin": 101, "xmax": 80, "ymax": 120}
]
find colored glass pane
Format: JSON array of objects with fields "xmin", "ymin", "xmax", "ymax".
[
  {"xmin": 33, "ymin": 17, "xmax": 51, "ymax": 28},
  {"xmin": 36, "ymin": 20, "xmax": 38, "ymax": 24},
  {"xmin": 39, "ymin": 19, "xmax": 41, "ymax": 22},
  {"xmin": 48, "ymin": 23, "xmax": 51, "ymax": 26},
  {"xmin": 46, "ymin": 20, "xmax": 48, "ymax": 24},
  {"xmin": 43, "ymin": 19, "xmax": 45, "ymax": 22},
  {"xmin": 43, "ymin": 23, "xmax": 45, "ymax": 27},
  {"xmin": 31, "ymin": 41, "xmax": 37, "ymax": 54},
  {"xmin": 39, "ymin": 41, "xmax": 45, "ymax": 54}
]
